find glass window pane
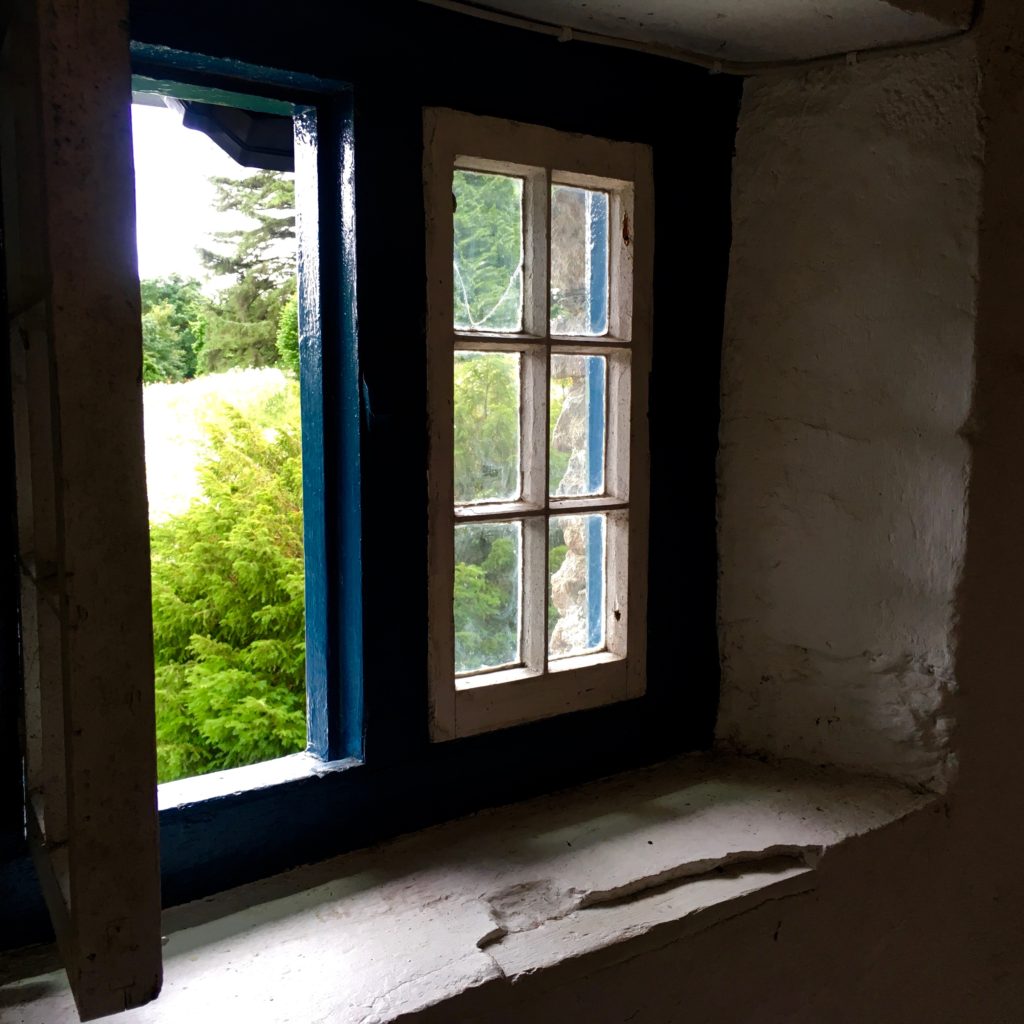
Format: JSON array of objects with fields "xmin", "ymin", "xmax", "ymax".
[
  {"xmin": 550, "ymin": 185, "xmax": 609, "ymax": 336},
  {"xmin": 549, "ymin": 355, "xmax": 606, "ymax": 497},
  {"xmin": 548, "ymin": 514, "xmax": 606, "ymax": 659},
  {"xmin": 455, "ymin": 521, "xmax": 522, "ymax": 674},
  {"xmin": 453, "ymin": 170, "xmax": 524, "ymax": 332},
  {"xmin": 454, "ymin": 351, "xmax": 521, "ymax": 504}
]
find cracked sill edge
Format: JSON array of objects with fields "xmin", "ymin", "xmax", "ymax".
[
  {"xmin": 476, "ymin": 845, "xmax": 821, "ymax": 950},
  {"xmin": 0, "ymin": 755, "xmax": 935, "ymax": 1023},
  {"xmin": 476, "ymin": 860, "xmax": 816, "ymax": 985},
  {"xmin": 393, "ymin": 859, "xmax": 821, "ymax": 1024}
]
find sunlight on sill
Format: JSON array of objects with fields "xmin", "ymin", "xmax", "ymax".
[
  {"xmin": 157, "ymin": 751, "xmax": 358, "ymax": 811},
  {"xmin": 4, "ymin": 755, "xmax": 935, "ymax": 1024}
]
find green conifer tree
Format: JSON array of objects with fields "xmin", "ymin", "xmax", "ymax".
[
  {"xmin": 150, "ymin": 386, "xmax": 306, "ymax": 782},
  {"xmin": 197, "ymin": 170, "xmax": 297, "ymax": 372}
]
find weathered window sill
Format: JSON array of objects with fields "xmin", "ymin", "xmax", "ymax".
[{"xmin": 0, "ymin": 754, "xmax": 930, "ymax": 1024}]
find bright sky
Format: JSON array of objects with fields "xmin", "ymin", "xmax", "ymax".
[{"xmin": 130, "ymin": 102, "xmax": 247, "ymax": 289}]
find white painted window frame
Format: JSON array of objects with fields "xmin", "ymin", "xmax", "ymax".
[{"xmin": 425, "ymin": 107, "xmax": 652, "ymax": 741}]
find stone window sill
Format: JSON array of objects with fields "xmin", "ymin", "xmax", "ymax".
[{"xmin": 0, "ymin": 754, "xmax": 930, "ymax": 1023}]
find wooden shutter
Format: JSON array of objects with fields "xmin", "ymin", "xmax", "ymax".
[{"xmin": 1, "ymin": 0, "xmax": 163, "ymax": 1017}]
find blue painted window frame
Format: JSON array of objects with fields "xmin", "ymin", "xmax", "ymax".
[{"xmin": 129, "ymin": 45, "xmax": 364, "ymax": 764}]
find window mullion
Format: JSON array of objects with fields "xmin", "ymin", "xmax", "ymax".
[
  {"xmin": 521, "ymin": 517, "xmax": 547, "ymax": 675},
  {"xmin": 521, "ymin": 168, "xmax": 550, "ymax": 675},
  {"xmin": 522, "ymin": 167, "xmax": 548, "ymax": 337},
  {"xmin": 520, "ymin": 349, "xmax": 547, "ymax": 675}
]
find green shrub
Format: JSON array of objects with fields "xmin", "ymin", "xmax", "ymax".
[{"xmin": 151, "ymin": 385, "xmax": 306, "ymax": 782}]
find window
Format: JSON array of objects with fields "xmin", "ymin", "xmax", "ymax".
[
  {"xmin": 0, "ymin": 38, "xmax": 361, "ymax": 1014},
  {"xmin": 126, "ymin": 57, "xmax": 364, "ymax": 794},
  {"xmin": 3, "ymin": 6, "xmax": 734, "ymax": 1004},
  {"xmin": 424, "ymin": 108, "xmax": 653, "ymax": 740}
]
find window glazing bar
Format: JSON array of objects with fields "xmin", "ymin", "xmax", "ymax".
[{"xmin": 586, "ymin": 191, "xmax": 609, "ymax": 649}]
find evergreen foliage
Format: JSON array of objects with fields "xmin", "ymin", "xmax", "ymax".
[
  {"xmin": 453, "ymin": 352, "xmax": 519, "ymax": 502},
  {"xmin": 454, "ymin": 528, "xmax": 519, "ymax": 672},
  {"xmin": 198, "ymin": 170, "xmax": 296, "ymax": 282},
  {"xmin": 151, "ymin": 386, "xmax": 306, "ymax": 783},
  {"xmin": 275, "ymin": 294, "xmax": 300, "ymax": 374},
  {"xmin": 140, "ymin": 275, "xmax": 206, "ymax": 382},
  {"xmin": 197, "ymin": 171, "xmax": 297, "ymax": 372},
  {"xmin": 453, "ymin": 170, "xmax": 523, "ymax": 330},
  {"xmin": 149, "ymin": 385, "xmax": 305, "ymax": 782},
  {"xmin": 144, "ymin": 165, "xmax": 305, "ymax": 783},
  {"xmin": 450, "ymin": 349, "xmax": 527, "ymax": 673}
]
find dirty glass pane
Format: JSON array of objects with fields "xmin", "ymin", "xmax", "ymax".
[
  {"xmin": 454, "ymin": 351, "xmax": 521, "ymax": 504},
  {"xmin": 548, "ymin": 514, "xmax": 606, "ymax": 659},
  {"xmin": 455, "ymin": 521, "xmax": 522, "ymax": 674},
  {"xmin": 453, "ymin": 170, "xmax": 524, "ymax": 332},
  {"xmin": 549, "ymin": 355, "xmax": 606, "ymax": 497},
  {"xmin": 550, "ymin": 185, "xmax": 609, "ymax": 336}
]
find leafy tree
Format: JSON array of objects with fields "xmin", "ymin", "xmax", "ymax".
[
  {"xmin": 453, "ymin": 170, "xmax": 523, "ymax": 330},
  {"xmin": 454, "ymin": 527, "xmax": 519, "ymax": 672},
  {"xmin": 151, "ymin": 385, "xmax": 306, "ymax": 782},
  {"xmin": 142, "ymin": 302, "xmax": 189, "ymax": 383},
  {"xmin": 453, "ymin": 352, "xmax": 519, "ymax": 502},
  {"xmin": 197, "ymin": 170, "xmax": 297, "ymax": 372},
  {"xmin": 276, "ymin": 293, "xmax": 300, "ymax": 374},
  {"xmin": 140, "ymin": 275, "xmax": 206, "ymax": 382}
]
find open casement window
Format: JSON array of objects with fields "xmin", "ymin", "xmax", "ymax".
[
  {"xmin": 2, "ymin": 3, "xmax": 358, "ymax": 1017},
  {"xmin": 425, "ymin": 108, "xmax": 653, "ymax": 740},
  {"xmin": 0, "ymin": 0, "xmax": 162, "ymax": 1018}
]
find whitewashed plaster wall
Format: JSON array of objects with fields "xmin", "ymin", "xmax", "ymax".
[
  {"xmin": 715, "ymin": 47, "xmax": 982, "ymax": 788},
  {"xmin": 448, "ymin": 30, "xmax": 1024, "ymax": 1021}
]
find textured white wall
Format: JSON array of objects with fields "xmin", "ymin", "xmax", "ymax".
[{"xmin": 716, "ymin": 47, "xmax": 982, "ymax": 788}]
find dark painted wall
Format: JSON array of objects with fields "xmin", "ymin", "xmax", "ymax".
[{"xmin": 0, "ymin": 0, "xmax": 740, "ymax": 948}]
